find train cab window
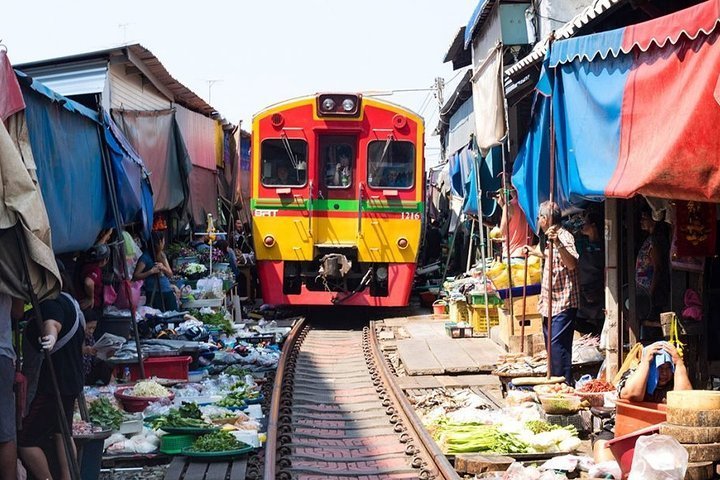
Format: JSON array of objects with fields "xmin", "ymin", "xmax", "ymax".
[
  {"xmin": 321, "ymin": 143, "xmax": 354, "ymax": 189},
  {"xmin": 367, "ymin": 140, "xmax": 415, "ymax": 189},
  {"xmin": 261, "ymin": 138, "xmax": 308, "ymax": 187}
]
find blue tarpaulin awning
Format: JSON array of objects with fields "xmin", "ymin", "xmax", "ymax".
[{"xmin": 19, "ymin": 74, "xmax": 108, "ymax": 254}]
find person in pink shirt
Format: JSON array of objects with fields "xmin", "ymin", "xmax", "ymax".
[{"xmin": 495, "ymin": 188, "xmax": 531, "ymax": 259}]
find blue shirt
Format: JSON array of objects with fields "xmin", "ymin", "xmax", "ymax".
[{"xmin": 139, "ymin": 252, "xmax": 172, "ymax": 293}]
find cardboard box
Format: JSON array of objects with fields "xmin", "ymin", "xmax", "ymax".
[
  {"xmin": 502, "ymin": 294, "xmax": 540, "ymax": 316},
  {"xmin": 498, "ymin": 305, "xmax": 543, "ymax": 350}
]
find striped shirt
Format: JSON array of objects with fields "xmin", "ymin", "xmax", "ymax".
[{"xmin": 539, "ymin": 228, "xmax": 580, "ymax": 318}]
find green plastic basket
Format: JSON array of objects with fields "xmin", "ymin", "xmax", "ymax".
[
  {"xmin": 160, "ymin": 434, "xmax": 196, "ymax": 455},
  {"xmin": 467, "ymin": 292, "xmax": 503, "ymax": 306}
]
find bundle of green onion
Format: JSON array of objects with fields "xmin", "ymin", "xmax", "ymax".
[{"xmin": 431, "ymin": 421, "xmax": 529, "ymax": 454}]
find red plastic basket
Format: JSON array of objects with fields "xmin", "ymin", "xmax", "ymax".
[
  {"xmin": 114, "ymin": 386, "xmax": 175, "ymax": 413},
  {"xmin": 126, "ymin": 356, "xmax": 192, "ymax": 381}
]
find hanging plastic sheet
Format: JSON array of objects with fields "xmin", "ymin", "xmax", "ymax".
[
  {"xmin": 188, "ymin": 166, "xmax": 218, "ymax": 225},
  {"xmin": 463, "ymin": 144, "xmax": 502, "ymax": 218},
  {"xmin": 0, "ymin": 101, "xmax": 60, "ymax": 300},
  {"xmin": 19, "ymin": 74, "xmax": 108, "ymax": 254},
  {"xmin": 113, "ymin": 110, "xmax": 191, "ymax": 213},
  {"xmin": 174, "ymin": 104, "xmax": 219, "ymax": 171},
  {"xmin": 102, "ymin": 112, "xmax": 153, "ymax": 239}
]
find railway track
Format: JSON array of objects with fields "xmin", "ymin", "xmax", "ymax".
[{"xmin": 264, "ymin": 318, "xmax": 459, "ymax": 479}]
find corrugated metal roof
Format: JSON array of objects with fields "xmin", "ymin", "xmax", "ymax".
[
  {"xmin": 504, "ymin": 0, "xmax": 626, "ymax": 79},
  {"xmin": 18, "ymin": 59, "xmax": 108, "ymax": 97},
  {"xmin": 16, "ymin": 44, "xmax": 221, "ymax": 119},
  {"xmin": 465, "ymin": 0, "xmax": 499, "ymax": 47},
  {"xmin": 443, "ymin": 27, "xmax": 472, "ymax": 69}
]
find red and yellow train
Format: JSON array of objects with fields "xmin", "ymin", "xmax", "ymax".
[{"xmin": 250, "ymin": 93, "xmax": 424, "ymax": 306}]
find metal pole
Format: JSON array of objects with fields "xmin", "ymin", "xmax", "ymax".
[
  {"xmin": 501, "ymin": 144, "xmax": 514, "ymax": 323},
  {"xmin": 13, "ymin": 227, "xmax": 81, "ymax": 480},
  {"xmin": 97, "ymin": 120, "xmax": 146, "ymax": 378},
  {"xmin": 466, "ymin": 219, "xmax": 475, "ymax": 273},
  {"xmin": 473, "ymin": 145, "xmax": 491, "ymax": 325},
  {"xmin": 521, "ymin": 250, "xmax": 529, "ymax": 354}
]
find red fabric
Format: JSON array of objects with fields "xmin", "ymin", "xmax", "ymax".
[
  {"xmin": 620, "ymin": 0, "xmax": 720, "ymax": 53},
  {"xmin": 0, "ymin": 50, "xmax": 24, "ymax": 121},
  {"xmin": 80, "ymin": 264, "xmax": 103, "ymax": 308},
  {"xmin": 674, "ymin": 201, "xmax": 717, "ymax": 257},
  {"xmin": 608, "ymin": 6, "xmax": 720, "ymax": 201}
]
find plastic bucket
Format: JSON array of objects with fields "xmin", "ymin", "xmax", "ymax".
[
  {"xmin": 432, "ymin": 300, "xmax": 447, "ymax": 315},
  {"xmin": 606, "ymin": 424, "xmax": 661, "ymax": 479}
]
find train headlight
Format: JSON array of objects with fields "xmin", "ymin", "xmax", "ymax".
[
  {"xmin": 342, "ymin": 99, "xmax": 355, "ymax": 112},
  {"xmin": 321, "ymin": 98, "xmax": 336, "ymax": 111},
  {"xmin": 397, "ymin": 237, "xmax": 408, "ymax": 249},
  {"xmin": 263, "ymin": 235, "xmax": 276, "ymax": 248},
  {"xmin": 376, "ymin": 266, "xmax": 388, "ymax": 281}
]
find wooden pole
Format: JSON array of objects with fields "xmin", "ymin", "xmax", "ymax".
[
  {"xmin": 14, "ymin": 227, "xmax": 82, "ymax": 480},
  {"xmin": 546, "ymin": 80, "xmax": 556, "ymax": 380},
  {"xmin": 604, "ymin": 199, "xmax": 620, "ymax": 380}
]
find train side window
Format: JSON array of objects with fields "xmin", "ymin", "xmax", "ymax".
[
  {"xmin": 367, "ymin": 140, "xmax": 415, "ymax": 189},
  {"xmin": 322, "ymin": 143, "xmax": 354, "ymax": 189},
  {"xmin": 260, "ymin": 138, "xmax": 308, "ymax": 187}
]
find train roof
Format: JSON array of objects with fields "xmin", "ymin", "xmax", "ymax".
[{"xmin": 253, "ymin": 93, "xmax": 423, "ymax": 123}]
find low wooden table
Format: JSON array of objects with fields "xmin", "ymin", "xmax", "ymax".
[{"xmin": 163, "ymin": 456, "xmax": 247, "ymax": 480}]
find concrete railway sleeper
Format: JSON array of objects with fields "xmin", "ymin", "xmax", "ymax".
[{"xmin": 264, "ymin": 318, "xmax": 459, "ymax": 479}]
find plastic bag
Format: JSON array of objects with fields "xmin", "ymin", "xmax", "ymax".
[
  {"xmin": 588, "ymin": 461, "xmax": 621, "ymax": 479},
  {"xmin": 485, "ymin": 258, "xmax": 542, "ymax": 290},
  {"xmin": 628, "ymin": 434, "xmax": 688, "ymax": 480},
  {"xmin": 575, "ymin": 374, "xmax": 593, "ymax": 390}
]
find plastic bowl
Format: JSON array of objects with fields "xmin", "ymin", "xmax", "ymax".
[
  {"xmin": 539, "ymin": 394, "xmax": 582, "ymax": 414},
  {"xmin": 114, "ymin": 386, "xmax": 175, "ymax": 413},
  {"xmin": 576, "ymin": 391, "xmax": 607, "ymax": 408}
]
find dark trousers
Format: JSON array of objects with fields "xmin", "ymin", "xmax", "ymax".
[{"xmin": 543, "ymin": 308, "xmax": 577, "ymax": 386}]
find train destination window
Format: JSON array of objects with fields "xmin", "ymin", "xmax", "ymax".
[
  {"xmin": 322, "ymin": 143, "xmax": 354, "ymax": 189},
  {"xmin": 261, "ymin": 138, "xmax": 308, "ymax": 187},
  {"xmin": 367, "ymin": 140, "xmax": 415, "ymax": 189}
]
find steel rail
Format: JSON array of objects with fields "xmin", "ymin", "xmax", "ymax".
[
  {"xmin": 368, "ymin": 320, "xmax": 460, "ymax": 479},
  {"xmin": 263, "ymin": 317, "xmax": 306, "ymax": 480}
]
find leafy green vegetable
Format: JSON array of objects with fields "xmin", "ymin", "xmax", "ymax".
[
  {"xmin": 190, "ymin": 309, "xmax": 234, "ymax": 334},
  {"xmin": 223, "ymin": 366, "xmax": 250, "ymax": 377},
  {"xmin": 192, "ymin": 430, "xmax": 246, "ymax": 452},
  {"xmin": 89, "ymin": 398, "xmax": 125, "ymax": 430},
  {"xmin": 430, "ymin": 420, "xmax": 529, "ymax": 455},
  {"xmin": 152, "ymin": 402, "xmax": 213, "ymax": 430},
  {"xmin": 525, "ymin": 420, "xmax": 578, "ymax": 436},
  {"xmin": 217, "ymin": 388, "xmax": 258, "ymax": 408},
  {"xmin": 178, "ymin": 402, "xmax": 202, "ymax": 420}
]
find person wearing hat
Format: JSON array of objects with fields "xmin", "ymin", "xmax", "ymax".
[
  {"xmin": 618, "ymin": 341, "xmax": 692, "ymax": 403},
  {"xmin": 77, "ymin": 244, "xmax": 111, "ymax": 321}
]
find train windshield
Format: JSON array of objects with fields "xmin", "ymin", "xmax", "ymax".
[
  {"xmin": 261, "ymin": 138, "xmax": 308, "ymax": 187},
  {"xmin": 367, "ymin": 140, "xmax": 415, "ymax": 189},
  {"xmin": 321, "ymin": 139, "xmax": 355, "ymax": 189}
]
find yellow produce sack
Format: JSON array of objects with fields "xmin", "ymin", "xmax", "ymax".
[{"xmin": 485, "ymin": 257, "xmax": 541, "ymax": 290}]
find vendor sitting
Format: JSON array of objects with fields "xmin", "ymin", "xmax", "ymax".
[{"xmin": 617, "ymin": 341, "xmax": 692, "ymax": 403}]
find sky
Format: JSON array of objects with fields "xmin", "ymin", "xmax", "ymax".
[{"xmin": 2, "ymin": 1, "xmax": 479, "ymax": 165}]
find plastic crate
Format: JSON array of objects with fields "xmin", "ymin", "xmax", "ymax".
[
  {"xmin": 466, "ymin": 292, "xmax": 503, "ymax": 306},
  {"xmin": 160, "ymin": 434, "xmax": 196, "ymax": 455},
  {"xmin": 468, "ymin": 305, "xmax": 500, "ymax": 336},
  {"xmin": 449, "ymin": 299, "xmax": 469, "ymax": 324},
  {"xmin": 126, "ymin": 356, "xmax": 192, "ymax": 381},
  {"xmin": 444, "ymin": 322, "xmax": 473, "ymax": 338}
]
